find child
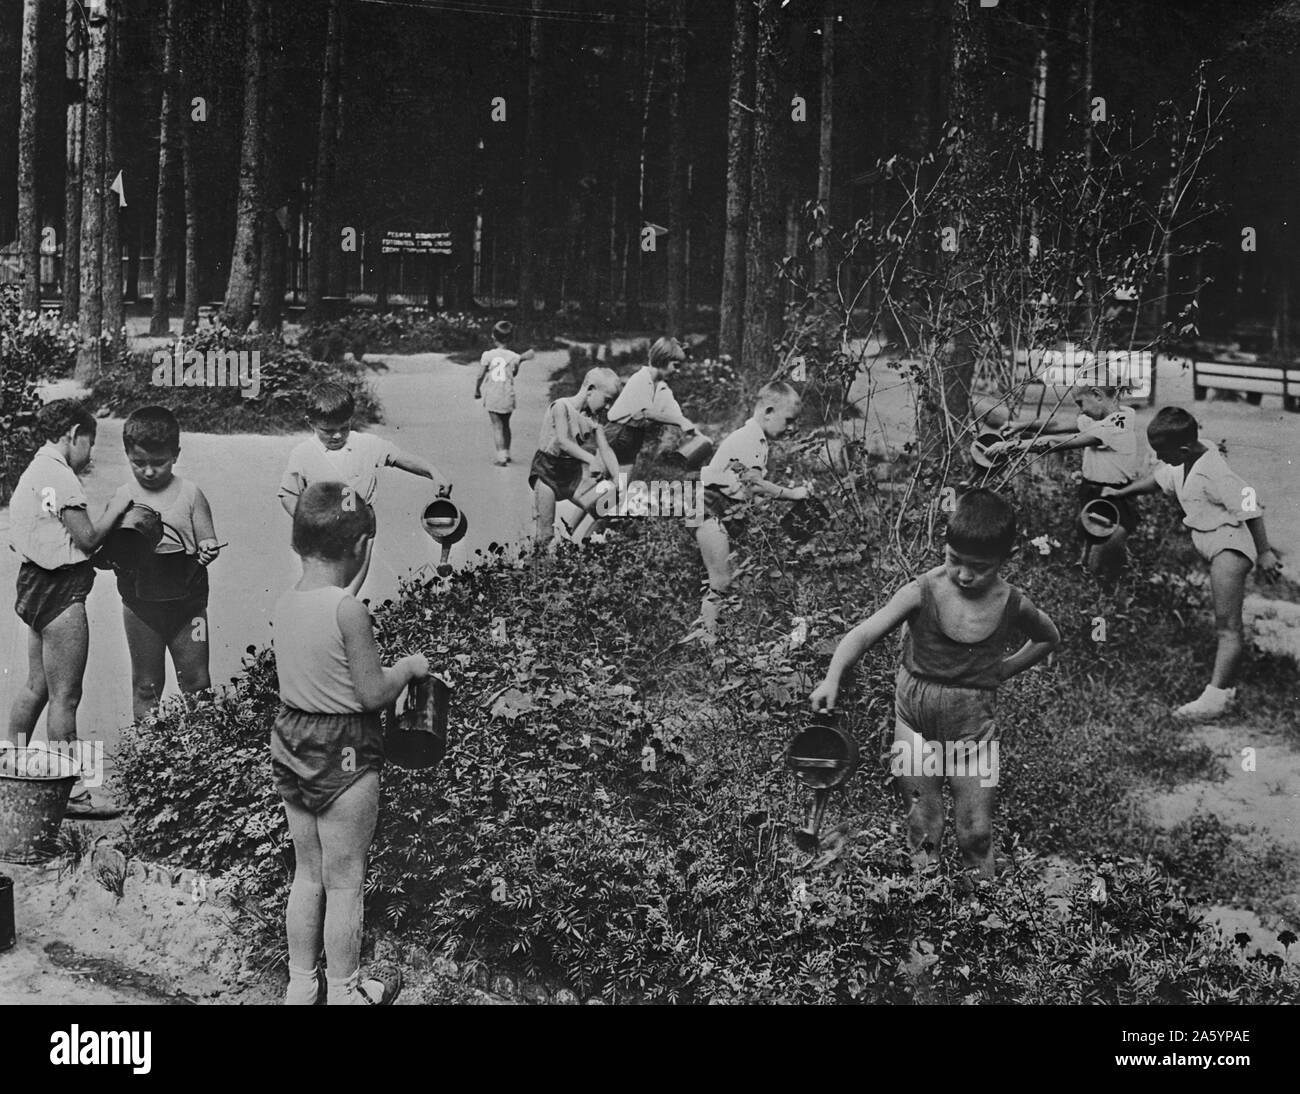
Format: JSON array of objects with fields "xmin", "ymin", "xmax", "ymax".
[
  {"xmin": 473, "ymin": 320, "xmax": 535, "ymax": 466},
  {"xmin": 810, "ymin": 489, "xmax": 1060, "ymax": 877},
  {"xmin": 695, "ymin": 382, "xmax": 808, "ymax": 636},
  {"xmin": 528, "ymin": 367, "xmax": 622, "ymax": 546},
  {"xmin": 1102, "ymin": 407, "xmax": 1282, "ymax": 720},
  {"xmin": 7, "ymin": 400, "xmax": 132, "ymax": 818},
  {"xmin": 995, "ymin": 373, "xmax": 1141, "ymax": 564},
  {"xmin": 603, "ymin": 336, "xmax": 699, "ymax": 475},
  {"xmin": 111, "ymin": 407, "xmax": 221, "ymax": 722},
  {"xmin": 271, "ymin": 482, "xmax": 427, "ymax": 1005}
]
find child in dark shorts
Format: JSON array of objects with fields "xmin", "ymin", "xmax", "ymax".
[
  {"xmin": 7, "ymin": 401, "xmax": 131, "ymax": 818},
  {"xmin": 111, "ymin": 407, "xmax": 221, "ymax": 722},
  {"xmin": 811, "ymin": 490, "xmax": 1060, "ymax": 878},
  {"xmin": 528, "ymin": 367, "xmax": 622, "ymax": 546},
  {"xmin": 271, "ymin": 482, "xmax": 429, "ymax": 1006}
]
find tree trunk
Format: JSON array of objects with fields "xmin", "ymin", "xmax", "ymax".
[
  {"xmin": 150, "ymin": 0, "xmax": 182, "ymax": 335},
  {"xmin": 256, "ymin": 2, "xmax": 287, "ymax": 332},
  {"xmin": 813, "ymin": 6, "xmax": 833, "ymax": 287},
  {"xmin": 101, "ymin": 2, "xmax": 123, "ymax": 351},
  {"xmin": 75, "ymin": 10, "xmax": 108, "ymax": 384},
  {"xmin": 62, "ymin": 3, "xmax": 85, "ymax": 323},
  {"xmin": 740, "ymin": 0, "xmax": 783, "ymax": 383},
  {"xmin": 17, "ymin": 0, "xmax": 44, "ymax": 312},
  {"xmin": 223, "ymin": 0, "xmax": 265, "ymax": 330},
  {"xmin": 305, "ymin": 0, "xmax": 342, "ymax": 325},
  {"xmin": 179, "ymin": 0, "xmax": 200, "ymax": 332},
  {"xmin": 719, "ymin": 0, "xmax": 754, "ymax": 360},
  {"xmin": 665, "ymin": 0, "xmax": 688, "ymax": 335},
  {"xmin": 516, "ymin": 0, "xmax": 544, "ymax": 339}
]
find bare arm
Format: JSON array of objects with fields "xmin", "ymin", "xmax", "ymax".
[
  {"xmin": 1103, "ymin": 473, "xmax": 1160, "ymax": 499},
  {"xmin": 998, "ymin": 597, "xmax": 1060, "ymax": 682},
  {"xmin": 744, "ymin": 470, "xmax": 807, "ymax": 502},
  {"xmin": 593, "ymin": 427, "xmax": 620, "ymax": 480},
  {"xmin": 60, "ymin": 494, "xmax": 133, "ymax": 553},
  {"xmin": 338, "ymin": 595, "xmax": 428, "ymax": 711},
  {"xmin": 193, "ymin": 489, "xmax": 220, "ymax": 565},
  {"xmin": 810, "ymin": 582, "xmax": 923, "ymax": 710},
  {"xmin": 473, "ymin": 359, "xmax": 489, "ymax": 397},
  {"xmin": 390, "ymin": 450, "xmax": 451, "ymax": 490}
]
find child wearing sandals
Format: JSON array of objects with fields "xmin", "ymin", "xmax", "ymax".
[
  {"xmin": 111, "ymin": 407, "xmax": 221, "ymax": 722},
  {"xmin": 272, "ymin": 482, "xmax": 428, "ymax": 1005}
]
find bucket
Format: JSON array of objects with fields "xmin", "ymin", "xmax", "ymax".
[
  {"xmin": 94, "ymin": 503, "xmax": 162, "ymax": 570},
  {"xmin": 1079, "ymin": 498, "xmax": 1122, "ymax": 540},
  {"xmin": 384, "ymin": 676, "xmax": 452, "ymax": 770},
  {"xmin": 0, "ymin": 746, "xmax": 78, "ymax": 864},
  {"xmin": 664, "ymin": 432, "xmax": 714, "ymax": 472},
  {"xmin": 0, "ymin": 874, "xmax": 14, "ymax": 951},
  {"xmin": 780, "ymin": 496, "xmax": 830, "ymax": 543},
  {"xmin": 786, "ymin": 715, "xmax": 860, "ymax": 790},
  {"xmin": 422, "ymin": 498, "xmax": 467, "ymax": 546},
  {"xmin": 970, "ymin": 431, "xmax": 1009, "ymax": 470}
]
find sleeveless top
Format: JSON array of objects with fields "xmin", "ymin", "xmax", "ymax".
[
  {"xmin": 272, "ymin": 586, "xmax": 363, "ymax": 714},
  {"xmin": 901, "ymin": 572, "xmax": 1023, "ymax": 691},
  {"xmin": 124, "ymin": 477, "xmax": 201, "ymax": 554}
]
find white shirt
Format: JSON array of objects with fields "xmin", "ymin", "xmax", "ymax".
[
  {"xmin": 701, "ymin": 418, "xmax": 768, "ymax": 499},
  {"xmin": 1153, "ymin": 446, "xmax": 1257, "ymax": 532},
  {"xmin": 1076, "ymin": 408, "xmax": 1138, "ymax": 485},
  {"xmin": 277, "ymin": 432, "xmax": 398, "ymax": 507},
  {"xmin": 8, "ymin": 444, "xmax": 90, "ymax": 569},
  {"xmin": 607, "ymin": 366, "xmax": 688, "ymax": 429}
]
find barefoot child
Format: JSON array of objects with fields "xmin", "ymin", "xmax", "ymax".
[
  {"xmin": 111, "ymin": 407, "xmax": 221, "ymax": 722},
  {"xmin": 695, "ymin": 382, "xmax": 807, "ymax": 636},
  {"xmin": 272, "ymin": 482, "xmax": 429, "ymax": 1005},
  {"xmin": 7, "ymin": 400, "xmax": 132, "ymax": 817},
  {"xmin": 810, "ymin": 489, "xmax": 1060, "ymax": 877},
  {"xmin": 1102, "ymin": 407, "xmax": 1282, "ymax": 720},
  {"xmin": 473, "ymin": 320, "xmax": 536, "ymax": 466},
  {"xmin": 528, "ymin": 367, "xmax": 622, "ymax": 546}
]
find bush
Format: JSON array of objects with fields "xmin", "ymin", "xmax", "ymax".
[
  {"xmin": 0, "ymin": 285, "xmax": 79, "ymax": 502},
  {"xmin": 300, "ymin": 310, "xmax": 487, "ymax": 360},
  {"xmin": 90, "ymin": 328, "xmax": 382, "ymax": 433}
]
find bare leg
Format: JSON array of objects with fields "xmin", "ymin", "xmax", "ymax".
[
  {"xmin": 534, "ymin": 482, "xmax": 558, "ymax": 546},
  {"xmin": 695, "ymin": 520, "xmax": 732, "ymax": 635},
  {"xmin": 1208, "ymin": 550, "xmax": 1252, "ymax": 689},
  {"xmin": 282, "ymin": 795, "xmax": 325, "ymax": 989},
  {"xmin": 123, "ymin": 604, "xmax": 168, "ymax": 723},
  {"xmin": 319, "ymin": 771, "xmax": 379, "ymax": 992},
  {"xmin": 40, "ymin": 603, "xmax": 89, "ymax": 745},
  {"xmin": 950, "ymin": 761, "xmax": 998, "ymax": 879},
  {"xmin": 892, "ymin": 725, "xmax": 945, "ymax": 869},
  {"xmin": 8, "ymin": 628, "xmax": 49, "ymax": 745},
  {"xmin": 168, "ymin": 608, "xmax": 212, "ymax": 697}
]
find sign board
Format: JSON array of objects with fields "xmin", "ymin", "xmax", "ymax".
[
  {"xmin": 381, "ymin": 230, "xmax": 452, "ymax": 256},
  {"xmin": 1013, "ymin": 345, "xmax": 1154, "ymax": 404}
]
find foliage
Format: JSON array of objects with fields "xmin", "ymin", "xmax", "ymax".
[
  {"xmin": 89, "ymin": 328, "xmax": 381, "ymax": 433},
  {"xmin": 300, "ymin": 310, "xmax": 487, "ymax": 360}
]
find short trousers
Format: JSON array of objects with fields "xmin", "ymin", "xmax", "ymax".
[
  {"xmin": 270, "ymin": 705, "xmax": 384, "ymax": 815},
  {"xmin": 528, "ymin": 450, "xmax": 586, "ymax": 503},
  {"xmin": 1190, "ymin": 523, "xmax": 1257, "ymax": 565},
  {"xmin": 118, "ymin": 566, "xmax": 209, "ymax": 641},
  {"xmin": 1079, "ymin": 479, "xmax": 1139, "ymax": 536},
  {"xmin": 702, "ymin": 486, "xmax": 748, "ymax": 541},
  {"xmin": 603, "ymin": 421, "xmax": 647, "ymax": 465},
  {"xmin": 15, "ymin": 560, "xmax": 95, "ymax": 633},
  {"xmin": 894, "ymin": 664, "xmax": 998, "ymax": 744}
]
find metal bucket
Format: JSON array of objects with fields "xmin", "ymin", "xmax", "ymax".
[
  {"xmin": 1079, "ymin": 498, "xmax": 1122, "ymax": 540},
  {"xmin": 384, "ymin": 676, "xmax": 452, "ymax": 770},
  {"xmin": 94, "ymin": 503, "xmax": 162, "ymax": 570},
  {"xmin": 970, "ymin": 430, "xmax": 1009, "ymax": 470},
  {"xmin": 664, "ymin": 432, "xmax": 714, "ymax": 472},
  {"xmin": 421, "ymin": 498, "xmax": 467, "ymax": 546},
  {"xmin": 780, "ymin": 496, "xmax": 829, "ymax": 543},
  {"xmin": 0, "ymin": 747, "xmax": 78, "ymax": 864}
]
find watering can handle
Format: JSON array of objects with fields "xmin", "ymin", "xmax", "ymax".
[{"xmin": 437, "ymin": 484, "xmax": 452, "ymax": 499}]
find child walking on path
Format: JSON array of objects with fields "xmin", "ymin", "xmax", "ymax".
[
  {"xmin": 111, "ymin": 407, "xmax": 221, "ymax": 722},
  {"xmin": 473, "ymin": 320, "xmax": 536, "ymax": 465},
  {"xmin": 271, "ymin": 482, "xmax": 429, "ymax": 1005},
  {"xmin": 1102, "ymin": 407, "xmax": 1283, "ymax": 721},
  {"xmin": 528, "ymin": 367, "xmax": 622, "ymax": 546},
  {"xmin": 695, "ymin": 382, "xmax": 808, "ymax": 637},
  {"xmin": 7, "ymin": 401, "xmax": 132, "ymax": 818},
  {"xmin": 811, "ymin": 489, "xmax": 1060, "ymax": 878}
]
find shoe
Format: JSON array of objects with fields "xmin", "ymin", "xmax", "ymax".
[
  {"xmin": 1173, "ymin": 685, "xmax": 1235, "ymax": 722},
  {"xmin": 494, "ymin": 454, "xmax": 509, "ymax": 467},
  {"xmin": 64, "ymin": 788, "xmax": 123, "ymax": 820},
  {"xmin": 355, "ymin": 965, "xmax": 403, "ymax": 1005}
]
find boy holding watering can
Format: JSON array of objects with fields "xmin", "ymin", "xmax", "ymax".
[{"xmin": 811, "ymin": 489, "xmax": 1060, "ymax": 878}]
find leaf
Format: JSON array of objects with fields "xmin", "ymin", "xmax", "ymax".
[{"xmin": 490, "ymin": 688, "xmax": 537, "ymax": 721}]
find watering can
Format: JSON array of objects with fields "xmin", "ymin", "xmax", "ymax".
[
  {"xmin": 383, "ymin": 675, "xmax": 452, "ymax": 770},
  {"xmin": 970, "ymin": 430, "xmax": 1011, "ymax": 470},
  {"xmin": 421, "ymin": 486, "xmax": 467, "ymax": 575},
  {"xmin": 664, "ymin": 432, "xmax": 714, "ymax": 472},
  {"xmin": 93, "ymin": 503, "xmax": 162, "ymax": 570},
  {"xmin": 1078, "ymin": 497, "xmax": 1122, "ymax": 540},
  {"xmin": 785, "ymin": 714, "xmax": 860, "ymax": 850}
]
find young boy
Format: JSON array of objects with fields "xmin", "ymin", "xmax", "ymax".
[
  {"xmin": 528, "ymin": 367, "xmax": 622, "ymax": 546},
  {"xmin": 111, "ymin": 407, "xmax": 221, "ymax": 722},
  {"xmin": 272, "ymin": 482, "xmax": 427, "ymax": 1005},
  {"xmin": 695, "ymin": 382, "xmax": 808, "ymax": 636},
  {"xmin": 473, "ymin": 320, "xmax": 536, "ymax": 466},
  {"xmin": 7, "ymin": 400, "xmax": 132, "ymax": 817},
  {"xmin": 603, "ymin": 336, "xmax": 699, "ymax": 475},
  {"xmin": 1102, "ymin": 407, "xmax": 1283, "ymax": 720},
  {"xmin": 811, "ymin": 489, "xmax": 1060, "ymax": 878}
]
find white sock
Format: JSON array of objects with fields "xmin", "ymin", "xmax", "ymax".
[
  {"xmin": 326, "ymin": 969, "xmax": 361, "ymax": 1006},
  {"xmin": 1203, "ymin": 685, "xmax": 1231, "ymax": 698},
  {"xmin": 285, "ymin": 964, "xmax": 319, "ymax": 1006}
]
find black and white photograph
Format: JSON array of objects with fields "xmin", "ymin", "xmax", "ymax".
[{"xmin": 0, "ymin": 0, "xmax": 1296, "ymax": 1044}]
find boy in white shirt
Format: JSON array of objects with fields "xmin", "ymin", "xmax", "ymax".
[
  {"xmin": 473, "ymin": 320, "xmax": 535, "ymax": 466},
  {"xmin": 1103, "ymin": 407, "xmax": 1282, "ymax": 720},
  {"xmin": 603, "ymin": 337, "xmax": 698, "ymax": 474}
]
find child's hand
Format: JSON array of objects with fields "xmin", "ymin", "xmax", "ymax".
[
  {"xmin": 1099, "ymin": 485, "xmax": 1123, "ymax": 498},
  {"xmin": 196, "ymin": 539, "xmax": 221, "ymax": 566},
  {"xmin": 404, "ymin": 654, "xmax": 430, "ymax": 680},
  {"xmin": 1257, "ymin": 547, "xmax": 1283, "ymax": 579},
  {"xmin": 810, "ymin": 679, "xmax": 837, "ymax": 711},
  {"xmin": 789, "ymin": 485, "xmax": 810, "ymax": 501}
]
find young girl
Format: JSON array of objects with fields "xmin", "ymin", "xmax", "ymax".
[
  {"xmin": 271, "ymin": 482, "xmax": 429, "ymax": 1005},
  {"xmin": 474, "ymin": 320, "xmax": 536, "ymax": 465}
]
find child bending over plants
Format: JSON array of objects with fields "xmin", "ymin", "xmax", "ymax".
[
  {"xmin": 271, "ymin": 482, "xmax": 429, "ymax": 1005},
  {"xmin": 811, "ymin": 489, "xmax": 1060, "ymax": 879}
]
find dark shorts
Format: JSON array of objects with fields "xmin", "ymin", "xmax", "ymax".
[
  {"xmin": 894, "ymin": 665, "xmax": 998, "ymax": 744},
  {"xmin": 603, "ymin": 421, "xmax": 647, "ymax": 465},
  {"xmin": 703, "ymin": 486, "xmax": 748, "ymax": 541},
  {"xmin": 528, "ymin": 450, "xmax": 586, "ymax": 503},
  {"xmin": 15, "ymin": 560, "xmax": 95, "ymax": 633},
  {"xmin": 270, "ymin": 706, "xmax": 385, "ymax": 815},
  {"xmin": 1079, "ymin": 479, "xmax": 1139, "ymax": 536},
  {"xmin": 118, "ymin": 566, "xmax": 209, "ymax": 641}
]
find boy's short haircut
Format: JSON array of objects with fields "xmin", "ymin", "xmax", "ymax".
[
  {"xmin": 123, "ymin": 405, "xmax": 181, "ymax": 454},
  {"xmin": 649, "ymin": 336, "xmax": 686, "ymax": 367},
  {"xmin": 946, "ymin": 487, "xmax": 1017, "ymax": 558},
  {"xmin": 306, "ymin": 382, "xmax": 355, "ymax": 423},
  {"xmin": 492, "ymin": 320, "xmax": 514, "ymax": 342},
  {"xmin": 581, "ymin": 366, "xmax": 621, "ymax": 394},
  {"xmin": 36, "ymin": 399, "xmax": 96, "ymax": 443},
  {"xmin": 1147, "ymin": 405, "xmax": 1198, "ymax": 448},
  {"xmin": 755, "ymin": 381, "xmax": 800, "ymax": 413},
  {"xmin": 291, "ymin": 481, "xmax": 376, "ymax": 560}
]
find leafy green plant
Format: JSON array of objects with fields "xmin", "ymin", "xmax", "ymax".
[{"xmin": 300, "ymin": 309, "xmax": 487, "ymax": 359}]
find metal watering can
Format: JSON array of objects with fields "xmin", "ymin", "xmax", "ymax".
[
  {"xmin": 421, "ymin": 485, "xmax": 467, "ymax": 575},
  {"xmin": 785, "ymin": 713, "xmax": 860, "ymax": 850},
  {"xmin": 383, "ymin": 675, "xmax": 452, "ymax": 770},
  {"xmin": 93, "ymin": 503, "xmax": 162, "ymax": 570}
]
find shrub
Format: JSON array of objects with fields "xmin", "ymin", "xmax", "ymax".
[
  {"xmin": 300, "ymin": 310, "xmax": 487, "ymax": 360},
  {"xmin": 90, "ymin": 328, "xmax": 382, "ymax": 433}
]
